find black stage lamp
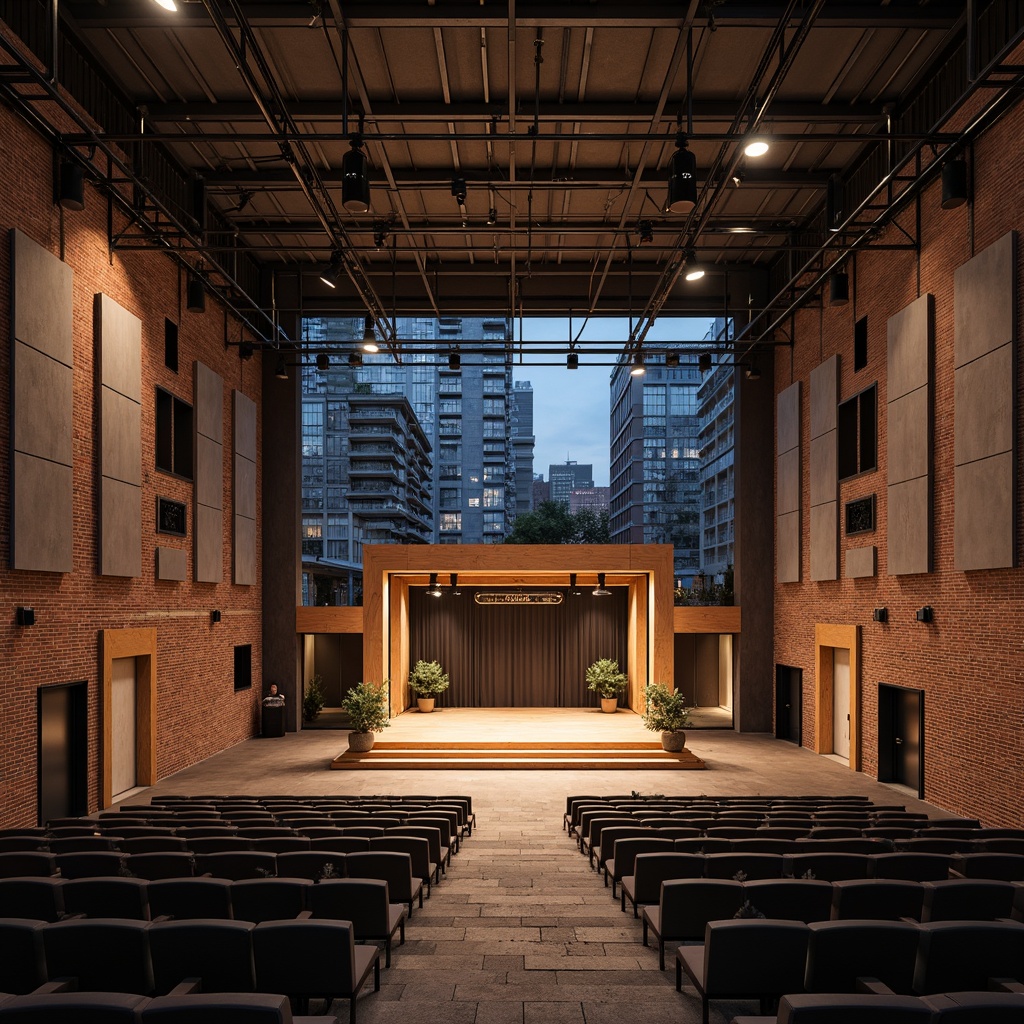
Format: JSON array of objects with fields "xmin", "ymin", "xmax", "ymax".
[
  {"xmin": 186, "ymin": 273, "xmax": 205, "ymax": 313},
  {"xmin": 58, "ymin": 161, "xmax": 85, "ymax": 211},
  {"xmin": 941, "ymin": 157, "xmax": 969, "ymax": 209},
  {"xmin": 342, "ymin": 134, "xmax": 370, "ymax": 213},
  {"xmin": 829, "ymin": 270, "xmax": 850, "ymax": 306},
  {"xmin": 592, "ymin": 572, "xmax": 612, "ymax": 597},
  {"xmin": 666, "ymin": 133, "xmax": 697, "ymax": 214}
]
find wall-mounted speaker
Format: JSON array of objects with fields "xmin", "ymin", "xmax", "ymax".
[
  {"xmin": 16, "ymin": 606, "xmax": 35, "ymax": 626},
  {"xmin": 872, "ymin": 607, "xmax": 887, "ymax": 623},
  {"xmin": 210, "ymin": 609, "xmax": 222, "ymax": 624},
  {"xmin": 915, "ymin": 606, "xmax": 933, "ymax": 623}
]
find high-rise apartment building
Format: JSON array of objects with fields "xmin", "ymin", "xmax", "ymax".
[
  {"xmin": 510, "ymin": 381, "xmax": 535, "ymax": 518},
  {"xmin": 609, "ymin": 353, "xmax": 704, "ymax": 578},
  {"xmin": 568, "ymin": 487, "xmax": 610, "ymax": 513},
  {"xmin": 548, "ymin": 461, "xmax": 594, "ymax": 507}
]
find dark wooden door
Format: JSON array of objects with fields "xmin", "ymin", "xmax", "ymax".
[
  {"xmin": 775, "ymin": 665, "xmax": 802, "ymax": 745},
  {"xmin": 38, "ymin": 682, "xmax": 88, "ymax": 825},
  {"xmin": 878, "ymin": 683, "xmax": 924, "ymax": 798}
]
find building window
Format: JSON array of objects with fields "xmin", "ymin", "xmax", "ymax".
[
  {"xmin": 482, "ymin": 420, "xmax": 505, "ymax": 438},
  {"xmin": 440, "ymin": 512, "xmax": 462, "ymax": 532},
  {"xmin": 155, "ymin": 387, "xmax": 194, "ymax": 480},
  {"xmin": 838, "ymin": 383, "xmax": 878, "ymax": 479},
  {"xmin": 302, "ymin": 402, "xmax": 324, "ymax": 458},
  {"xmin": 302, "ymin": 516, "xmax": 323, "ymax": 557},
  {"xmin": 468, "ymin": 497, "xmax": 480, "ymax": 507},
  {"xmin": 483, "ymin": 398, "xmax": 505, "ymax": 416},
  {"xmin": 483, "ymin": 465, "xmax": 504, "ymax": 482},
  {"xmin": 483, "ymin": 511, "xmax": 504, "ymax": 532},
  {"xmin": 483, "ymin": 487, "xmax": 504, "ymax": 508}
]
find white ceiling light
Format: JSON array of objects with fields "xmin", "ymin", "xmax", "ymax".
[
  {"xmin": 743, "ymin": 138, "xmax": 769, "ymax": 158},
  {"xmin": 153, "ymin": 0, "xmax": 178, "ymax": 10}
]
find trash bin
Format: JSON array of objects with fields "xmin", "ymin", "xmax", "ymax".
[{"xmin": 262, "ymin": 703, "xmax": 285, "ymax": 737}]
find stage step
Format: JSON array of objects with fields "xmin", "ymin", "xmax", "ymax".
[{"xmin": 330, "ymin": 741, "xmax": 705, "ymax": 771}]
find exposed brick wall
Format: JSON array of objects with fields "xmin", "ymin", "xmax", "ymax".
[
  {"xmin": 774, "ymin": 80, "xmax": 1024, "ymax": 827},
  {"xmin": 0, "ymin": 100, "xmax": 264, "ymax": 827}
]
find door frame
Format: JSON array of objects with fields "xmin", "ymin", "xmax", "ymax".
[
  {"xmin": 878, "ymin": 682, "xmax": 925, "ymax": 798},
  {"xmin": 100, "ymin": 628, "xmax": 157, "ymax": 807},
  {"xmin": 774, "ymin": 664, "xmax": 802, "ymax": 745},
  {"xmin": 814, "ymin": 623, "xmax": 861, "ymax": 771},
  {"xmin": 37, "ymin": 681, "xmax": 88, "ymax": 824}
]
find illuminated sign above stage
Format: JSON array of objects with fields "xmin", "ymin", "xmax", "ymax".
[{"xmin": 474, "ymin": 591, "xmax": 564, "ymax": 606}]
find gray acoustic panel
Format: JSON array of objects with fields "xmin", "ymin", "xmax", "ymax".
[
  {"xmin": 887, "ymin": 387, "xmax": 929, "ymax": 485},
  {"xmin": 234, "ymin": 390, "xmax": 257, "ymax": 461},
  {"xmin": 195, "ymin": 502, "xmax": 223, "ymax": 583},
  {"xmin": 954, "ymin": 345, "xmax": 1013, "ymax": 466},
  {"xmin": 97, "ymin": 294, "xmax": 142, "ymax": 578},
  {"xmin": 954, "ymin": 230, "xmax": 1015, "ymax": 368},
  {"xmin": 776, "ymin": 381, "xmax": 802, "ymax": 584},
  {"xmin": 156, "ymin": 546, "xmax": 187, "ymax": 581},
  {"xmin": 13, "ymin": 341, "xmax": 73, "ymax": 465},
  {"xmin": 953, "ymin": 234, "xmax": 1016, "ymax": 571},
  {"xmin": 234, "ymin": 514, "xmax": 256, "ymax": 586},
  {"xmin": 887, "ymin": 294, "xmax": 932, "ymax": 402},
  {"xmin": 846, "ymin": 546, "xmax": 876, "ymax": 579},
  {"xmin": 100, "ymin": 477, "xmax": 142, "ymax": 578},
  {"xmin": 11, "ymin": 231, "xmax": 74, "ymax": 573},
  {"xmin": 234, "ymin": 451, "xmax": 257, "ymax": 521},
  {"xmin": 11, "ymin": 229, "xmax": 73, "ymax": 363},
  {"xmin": 955, "ymin": 453, "xmax": 1014, "ymax": 571},
  {"xmin": 778, "ymin": 448, "xmax": 800, "ymax": 515},
  {"xmin": 194, "ymin": 362, "xmax": 224, "ymax": 583},
  {"xmin": 777, "ymin": 511, "xmax": 800, "ymax": 584},
  {"xmin": 96, "ymin": 293, "xmax": 142, "ymax": 403},
  {"xmin": 888, "ymin": 477, "xmax": 930, "ymax": 576},
  {"xmin": 809, "ymin": 356, "xmax": 838, "ymax": 582},
  {"xmin": 232, "ymin": 391, "xmax": 257, "ymax": 587},
  {"xmin": 778, "ymin": 382, "xmax": 801, "ymax": 455},
  {"xmin": 12, "ymin": 453, "xmax": 73, "ymax": 572},
  {"xmin": 810, "ymin": 502, "xmax": 838, "ymax": 582}
]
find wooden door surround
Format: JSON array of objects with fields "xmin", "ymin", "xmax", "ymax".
[{"xmin": 814, "ymin": 623, "xmax": 860, "ymax": 771}]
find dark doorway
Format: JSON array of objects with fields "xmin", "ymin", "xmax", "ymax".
[
  {"xmin": 878, "ymin": 683, "xmax": 924, "ymax": 798},
  {"xmin": 38, "ymin": 682, "xmax": 88, "ymax": 825},
  {"xmin": 775, "ymin": 665, "xmax": 802, "ymax": 745}
]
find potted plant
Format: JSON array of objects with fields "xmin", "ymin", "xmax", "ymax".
[
  {"xmin": 302, "ymin": 673, "xmax": 326, "ymax": 723},
  {"xmin": 340, "ymin": 680, "xmax": 390, "ymax": 751},
  {"xmin": 586, "ymin": 658, "xmax": 628, "ymax": 713},
  {"xmin": 408, "ymin": 659, "xmax": 450, "ymax": 713},
  {"xmin": 642, "ymin": 682, "xmax": 691, "ymax": 751}
]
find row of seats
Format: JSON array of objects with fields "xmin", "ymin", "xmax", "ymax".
[
  {"xmin": 672, "ymin": 917, "xmax": 1024, "ymax": 1023},
  {"xmin": 638, "ymin": 876, "xmax": 1023, "ymax": 965},
  {"xmin": 1, "ymin": 917, "xmax": 379, "ymax": 1023},
  {"xmin": 0, "ymin": 991, "xmax": 320, "ymax": 1024}
]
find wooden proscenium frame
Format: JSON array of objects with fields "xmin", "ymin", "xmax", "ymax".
[{"xmin": 361, "ymin": 543, "xmax": 676, "ymax": 717}]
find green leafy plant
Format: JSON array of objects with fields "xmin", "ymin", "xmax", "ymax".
[
  {"xmin": 340, "ymin": 680, "xmax": 391, "ymax": 734},
  {"xmin": 408, "ymin": 659, "xmax": 450, "ymax": 697},
  {"xmin": 642, "ymin": 682, "xmax": 691, "ymax": 733},
  {"xmin": 586, "ymin": 658, "xmax": 628, "ymax": 699},
  {"xmin": 302, "ymin": 674, "xmax": 326, "ymax": 722}
]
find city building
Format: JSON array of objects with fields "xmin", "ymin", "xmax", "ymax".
[
  {"xmin": 548, "ymin": 461, "xmax": 594, "ymax": 507},
  {"xmin": 532, "ymin": 475, "xmax": 551, "ymax": 508},
  {"xmin": 510, "ymin": 381, "xmax": 536, "ymax": 518},
  {"xmin": 568, "ymin": 487, "xmax": 610, "ymax": 514}
]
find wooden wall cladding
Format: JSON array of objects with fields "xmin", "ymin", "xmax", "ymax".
[
  {"xmin": 194, "ymin": 362, "xmax": 223, "ymax": 582},
  {"xmin": 777, "ymin": 382, "xmax": 801, "ymax": 583},
  {"xmin": 886, "ymin": 294, "xmax": 933, "ymax": 576},
  {"xmin": 233, "ymin": 390, "xmax": 257, "ymax": 585},
  {"xmin": 810, "ymin": 357, "xmax": 839, "ymax": 581},
  {"xmin": 96, "ymin": 294, "xmax": 142, "ymax": 577},
  {"xmin": 954, "ymin": 231, "xmax": 1016, "ymax": 570},
  {"xmin": 10, "ymin": 229, "xmax": 74, "ymax": 572}
]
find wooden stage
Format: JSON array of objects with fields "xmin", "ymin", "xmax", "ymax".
[{"xmin": 330, "ymin": 707, "xmax": 707, "ymax": 770}]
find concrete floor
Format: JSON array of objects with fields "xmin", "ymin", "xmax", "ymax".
[{"xmin": 133, "ymin": 722, "xmax": 944, "ymax": 1024}]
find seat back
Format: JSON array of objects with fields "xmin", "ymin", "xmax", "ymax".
[
  {"xmin": 275, "ymin": 851, "xmax": 348, "ymax": 881},
  {"xmin": 659, "ymin": 878, "xmax": 745, "ymax": 942},
  {"xmin": 369, "ymin": 837, "xmax": 432, "ymax": 882},
  {"xmin": 387, "ymin": 826, "xmax": 442, "ymax": 867},
  {"xmin": 0, "ymin": 852, "xmax": 57, "ymax": 878},
  {"xmin": 741, "ymin": 878, "xmax": 833, "ymax": 923},
  {"xmin": 804, "ymin": 919, "xmax": 921, "ymax": 994},
  {"xmin": 192, "ymin": 852, "xmax": 277, "ymax": 880},
  {"xmin": 868, "ymin": 853, "xmax": 951, "ymax": 881},
  {"xmin": 147, "ymin": 878, "xmax": 234, "ymax": 920},
  {"xmin": 830, "ymin": 878, "xmax": 925, "ymax": 921},
  {"xmin": 149, "ymin": 918, "xmax": 256, "ymax": 995},
  {"xmin": 0, "ymin": 877, "xmax": 65, "ymax": 921},
  {"xmin": 785, "ymin": 852, "xmax": 872, "ymax": 881},
  {"xmin": 631, "ymin": 852, "xmax": 705, "ymax": 905},
  {"xmin": 126, "ymin": 853, "xmax": 196, "ymax": 881},
  {"xmin": 230, "ymin": 878, "xmax": 312, "ymax": 923},
  {"xmin": 41, "ymin": 918, "xmax": 154, "ymax": 994},
  {"xmin": 590, "ymin": 826, "xmax": 650, "ymax": 869},
  {"xmin": 118, "ymin": 837, "xmax": 190, "ymax": 855},
  {"xmin": 912, "ymin": 920, "xmax": 1024, "ymax": 994},
  {"xmin": 252, "ymin": 919, "xmax": 357, "ymax": 1000},
  {"xmin": 0, "ymin": 918, "xmax": 48, "ymax": 994},
  {"xmin": 703, "ymin": 918, "xmax": 810, "ymax": 998},
  {"xmin": 62, "ymin": 877, "xmax": 152, "ymax": 920},
  {"xmin": 924, "ymin": 991, "xmax": 1024, "ymax": 1022},
  {"xmin": 307, "ymin": 878, "xmax": 391, "ymax": 940},
  {"xmin": 920, "ymin": 877, "xmax": 1017, "ymax": 921},
  {"xmin": 949, "ymin": 853, "xmax": 1024, "ymax": 880},
  {"xmin": 702, "ymin": 852, "xmax": 785, "ymax": 880},
  {"xmin": 345, "ymin": 851, "xmax": 415, "ymax": 904},
  {"xmin": 54, "ymin": 852, "xmax": 129, "ymax": 879},
  {"xmin": 606, "ymin": 838, "xmax": 674, "ymax": 882}
]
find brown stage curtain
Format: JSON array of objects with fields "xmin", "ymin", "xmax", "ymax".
[{"xmin": 408, "ymin": 587, "xmax": 629, "ymax": 707}]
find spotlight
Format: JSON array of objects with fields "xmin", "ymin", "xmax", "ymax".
[
  {"xmin": 316, "ymin": 352, "xmax": 330, "ymax": 371},
  {"xmin": 451, "ymin": 175, "xmax": 467, "ymax": 205},
  {"xmin": 274, "ymin": 357, "xmax": 289, "ymax": 380},
  {"xmin": 730, "ymin": 169, "xmax": 745, "ymax": 188},
  {"xmin": 630, "ymin": 350, "xmax": 646, "ymax": 376},
  {"xmin": 235, "ymin": 189, "xmax": 254, "ymax": 212},
  {"xmin": 342, "ymin": 134, "xmax": 370, "ymax": 213},
  {"xmin": 487, "ymin": 207, "xmax": 498, "ymax": 226},
  {"xmin": 592, "ymin": 572, "xmax": 612, "ymax": 597},
  {"xmin": 698, "ymin": 352, "xmax": 712, "ymax": 373},
  {"xmin": 743, "ymin": 136, "xmax": 769, "ymax": 158},
  {"xmin": 666, "ymin": 133, "xmax": 697, "ymax": 214},
  {"xmin": 567, "ymin": 351, "xmax": 579, "ymax": 370},
  {"xmin": 348, "ymin": 350, "xmax": 363, "ymax": 368},
  {"xmin": 915, "ymin": 606, "xmax": 933, "ymax": 623},
  {"xmin": 829, "ymin": 270, "xmax": 850, "ymax": 306},
  {"xmin": 638, "ymin": 220, "xmax": 654, "ymax": 245},
  {"xmin": 665, "ymin": 351, "xmax": 680, "ymax": 368},
  {"xmin": 362, "ymin": 315, "xmax": 379, "ymax": 353},
  {"xmin": 448, "ymin": 351, "xmax": 461, "ymax": 371},
  {"xmin": 744, "ymin": 356, "xmax": 761, "ymax": 381},
  {"xmin": 941, "ymin": 157, "xmax": 969, "ymax": 209},
  {"xmin": 372, "ymin": 219, "xmax": 390, "ymax": 248},
  {"xmin": 872, "ymin": 607, "xmax": 888, "ymax": 623},
  {"xmin": 186, "ymin": 273, "xmax": 205, "ymax": 313},
  {"xmin": 826, "ymin": 174, "xmax": 842, "ymax": 232},
  {"xmin": 427, "ymin": 573, "xmax": 443, "ymax": 597},
  {"xmin": 58, "ymin": 161, "xmax": 85, "ymax": 211},
  {"xmin": 450, "ymin": 573, "xmax": 461, "ymax": 595},
  {"xmin": 569, "ymin": 573, "xmax": 581, "ymax": 596},
  {"xmin": 319, "ymin": 250, "xmax": 344, "ymax": 288},
  {"xmin": 683, "ymin": 250, "xmax": 704, "ymax": 281},
  {"xmin": 153, "ymin": 0, "xmax": 177, "ymax": 8}
]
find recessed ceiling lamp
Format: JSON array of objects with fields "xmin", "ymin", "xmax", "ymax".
[
  {"xmin": 630, "ymin": 350, "xmax": 646, "ymax": 376},
  {"xmin": 342, "ymin": 134, "xmax": 370, "ymax": 213},
  {"xmin": 426, "ymin": 573, "xmax": 443, "ymax": 597},
  {"xmin": 683, "ymin": 250, "xmax": 705, "ymax": 281},
  {"xmin": 666, "ymin": 133, "xmax": 698, "ymax": 214},
  {"xmin": 362, "ymin": 315, "xmax": 379, "ymax": 353},
  {"xmin": 592, "ymin": 572, "xmax": 612, "ymax": 597},
  {"xmin": 567, "ymin": 351, "xmax": 579, "ymax": 370},
  {"xmin": 743, "ymin": 136, "xmax": 769, "ymax": 158},
  {"xmin": 153, "ymin": 0, "xmax": 177, "ymax": 9},
  {"xmin": 319, "ymin": 250, "xmax": 344, "ymax": 288}
]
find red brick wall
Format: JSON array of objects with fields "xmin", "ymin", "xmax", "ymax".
[
  {"xmin": 775, "ymin": 83, "xmax": 1024, "ymax": 827},
  {"xmin": 0, "ymin": 102, "xmax": 264, "ymax": 827}
]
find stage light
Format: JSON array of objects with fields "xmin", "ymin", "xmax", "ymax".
[
  {"xmin": 427, "ymin": 573, "xmax": 443, "ymax": 597},
  {"xmin": 567, "ymin": 351, "xmax": 579, "ymax": 370},
  {"xmin": 362, "ymin": 315, "xmax": 379, "ymax": 353},
  {"xmin": 342, "ymin": 134, "xmax": 370, "ymax": 213},
  {"xmin": 592, "ymin": 572, "xmax": 612, "ymax": 597},
  {"xmin": 666, "ymin": 133, "xmax": 697, "ymax": 214}
]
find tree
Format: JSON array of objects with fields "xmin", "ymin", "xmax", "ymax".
[{"xmin": 505, "ymin": 501, "xmax": 610, "ymax": 544}]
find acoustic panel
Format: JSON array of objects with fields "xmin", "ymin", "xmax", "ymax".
[
  {"xmin": 12, "ymin": 228, "xmax": 73, "ymax": 363},
  {"xmin": 809, "ymin": 356, "xmax": 838, "ymax": 439},
  {"xmin": 954, "ymin": 230, "xmax": 1015, "ymax": 367},
  {"xmin": 194, "ymin": 362, "xmax": 224, "ymax": 583},
  {"xmin": 13, "ymin": 341, "xmax": 73, "ymax": 466},
  {"xmin": 776, "ymin": 381, "xmax": 801, "ymax": 583},
  {"xmin": 100, "ymin": 388, "xmax": 142, "ymax": 487},
  {"xmin": 954, "ymin": 345, "xmax": 1013, "ymax": 466},
  {"xmin": 777, "ymin": 512, "xmax": 801, "ymax": 584},
  {"xmin": 777, "ymin": 382, "xmax": 801, "ymax": 454},
  {"xmin": 886, "ymin": 294, "xmax": 932, "ymax": 402},
  {"xmin": 955, "ymin": 454, "xmax": 1014, "ymax": 571},
  {"xmin": 845, "ymin": 546, "xmax": 876, "ymax": 579},
  {"xmin": 232, "ymin": 391, "xmax": 257, "ymax": 586},
  {"xmin": 888, "ymin": 477, "xmax": 930, "ymax": 576},
  {"xmin": 778, "ymin": 447, "xmax": 800, "ymax": 515},
  {"xmin": 156, "ymin": 546, "xmax": 187, "ymax": 582},
  {"xmin": 96, "ymin": 293, "xmax": 142, "ymax": 403},
  {"xmin": 12, "ymin": 453, "xmax": 73, "ymax": 572},
  {"xmin": 234, "ymin": 514, "xmax": 256, "ymax": 586},
  {"xmin": 234, "ymin": 390, "xmax": 257, "ymax": 461},
  {"xmin": 809, "ymin": 433, "xmax": 838, "ymax": 507},
  {"xmin": 810, "ymin": 502, "xmax": 838, "ymax": 582},
  {"xmin": 195, "ymin": 503, "xmax": 223, "ymax": 583},
  {"xmin": 887, "ymin": 387, "xmax": 929, "ymax": 485},
  {"xmin": 809, "ymin": 356, "xmax": 839, "ymax": 581},
  {"xmin": 100, "ymin": 478, "xmax": 142, "ymax": 578}
]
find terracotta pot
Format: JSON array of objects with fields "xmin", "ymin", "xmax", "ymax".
[
  {"xmin": 660, "ymin": 730, "xmax": 686, "ymax": 752},
  {"xmin": 348, "ymin": 731, "xmax": 375, "ymax": 752},
  {"xmin": 601, "ymin": 697, "xmax": 619, "ymax": 714},
  {"xmin": 417, "ymin": 697, "xmax": 436, "ymax": 713}
]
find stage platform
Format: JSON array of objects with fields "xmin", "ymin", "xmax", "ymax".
[{"xmin": 330, "ymin": 707, "xmax": 707, "ymax": 770}]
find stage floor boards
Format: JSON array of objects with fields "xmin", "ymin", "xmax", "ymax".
[{"xmin": 330, "ymin": 707, "xmax": 707, "ymax": 770}]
